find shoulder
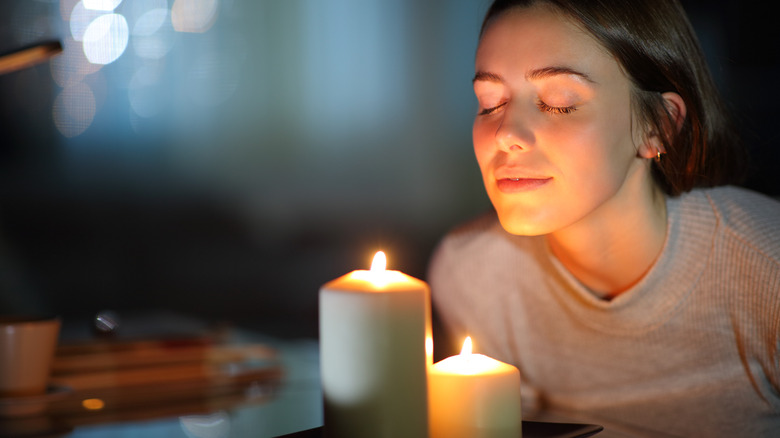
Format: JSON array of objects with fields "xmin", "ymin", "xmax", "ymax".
[
  {"xmin": 698, "ymin": 185, "xmax": 780, "ymax": 222},
  {"xmin": 433, "ymin": 210, "xmax": 503, "ymax": 255},
  {"xmin": 429, "ymin": 209, "xmax": 526, "ymax": 281},
  {"xmin": 689, "ymin": 187, "xmax": 780, "ymax": 406},
  {"xmin": 429, "ymin": 209, "xmax": 540, "ymax": 271},
  {"xmin": 428, "ymin": 209, "xmax": 548, "ymax": 298},
  {"xmin": 680, "ymin": 186, "xmax": 780, "ymax": 259},
  {"xmin": 428, "ymin": 210, "xmax": 501, "ymax": 279}
]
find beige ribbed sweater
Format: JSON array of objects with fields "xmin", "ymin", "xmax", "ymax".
[{"xmin": 429, "ymin": 186, "xmax": 780, "ymax": 437}]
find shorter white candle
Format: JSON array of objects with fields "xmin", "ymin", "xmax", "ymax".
[{"xmin": 428, "ymin": 337, "xmax": 522, "ymax": 438}]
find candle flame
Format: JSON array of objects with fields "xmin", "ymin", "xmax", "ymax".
[
  {"xmin": 460, "ymin": 336, "xmax": 473, "ymax": 355},
  {"xmin": 371, "ymin": 251, "xmax": 387, "ymax": 272}
]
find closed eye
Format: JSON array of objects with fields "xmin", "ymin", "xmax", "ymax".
[
  {"xmin": 478, "ymin": 102, "xmax": 506, "ymax": 116},
  {"xmin": 537, "ymin": 100, "xmax": 576, "ymax": 115}
]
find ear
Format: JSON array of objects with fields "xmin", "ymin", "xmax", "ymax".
[
  {"xmin": 661, "ymin": 91, "xmax": 687, "ymax": 133},
  {"xmin": 637, "ymin": 92, "xmax": 687, "ymax": 159}
]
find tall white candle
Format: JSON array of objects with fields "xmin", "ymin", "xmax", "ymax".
[
  {"xmin": 429, "ymin": 337, "xmax": 522, "ymax": 438},
  {"xmin": 319, "ymin": 251, "xmax": 430, "ymax": 438}
]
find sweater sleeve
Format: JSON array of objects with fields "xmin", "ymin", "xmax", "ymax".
[{"xmin": 707, "ymin": 187, "xmax": 780, "ymax": 411}]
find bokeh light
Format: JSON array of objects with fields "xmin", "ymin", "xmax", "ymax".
[
  {"xmin": 133, "ymin": 8, "xmax": 168, "ymax": 36},
  {"xmin": 171, "ymin": 0, "xmax": 219, "ymax": 33},
  {"xmin": 82, "ymin": 0, "xmax": 123, "ymax": 12},
  {"xmin": 81, "ymin": 398, "xmax": 106, "ymax": 410},
  {"xmin": 132, "ymin": 10, "xmax": 175, "ymax": 60},
  {"xmin": 82, "ymin": 13, "xmax": 129, "ymax": 65},
  {"xmin": 69, "ymin": 1, "xmax": 105, "ymax": 42},
  {"xmin": 48, "ymin": 0, "xmax": 228, "ymax": 138},
  {"xmin": 50, "ymin": 37, "xmax": 102, "ymax": 88},
  {"xmin": 53, "ymin": 82, "xmax": 96, "ymax": 138}
]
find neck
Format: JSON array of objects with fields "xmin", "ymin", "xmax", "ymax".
[{"xmin": 546, "ymin": 166, "xmax": 667, "ymax": 299}]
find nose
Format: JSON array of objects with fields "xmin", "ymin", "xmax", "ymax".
[{"xmin": 495, "ymin": 105, "xmax": 534, "ymax": 152}]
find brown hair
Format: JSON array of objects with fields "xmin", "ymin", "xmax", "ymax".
[{"xmin": 481, "ymin": 0, "xmax": 746, "ymax": 196}]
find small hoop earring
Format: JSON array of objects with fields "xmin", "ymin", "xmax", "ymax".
[{"xmin": 654, "ymin": 150, "xmax": 664, "ymax": 163}]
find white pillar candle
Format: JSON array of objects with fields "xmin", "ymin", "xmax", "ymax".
[
  {"xmin": 429, "ymin": 337, "xmax": 522, "ymax": 438},
  {"xmin": 319, "ymin": 251, "xmax": 430, "ymax": 438}
]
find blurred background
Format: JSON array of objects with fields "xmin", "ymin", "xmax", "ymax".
[{"xmin": 0, "ymin": 0, "xmax": 778, "ymax": 342}]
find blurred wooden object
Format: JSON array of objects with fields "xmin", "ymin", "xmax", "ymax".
[
  {"xmin": 44, "ymin": 335, "xmax": 282, "ymax": 427},
  {"xmin": 0, "ymin": 41, "xmax": 62, "ymax": 75}
]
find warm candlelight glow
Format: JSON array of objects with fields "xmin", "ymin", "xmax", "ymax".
[
  {"xmin": 428, "ymin": 336, "xmax": 522, "ymax": 438},
  {"xmin": 461, "ymin": 336, "xmax": 472, "ymax": 355},
  {"xmin": 434, "ymin": 337, "xmax": 511, "ymax": 375},
  {"xmin": 348, "ymin": 251, "xmax": 413, "ymax": 288},
  {"xmin": 371, "ymin": 251, "xmax": 387, "ymax": 272}
]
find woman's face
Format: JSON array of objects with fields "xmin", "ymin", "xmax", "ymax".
[{"xmin": 473, "ymin": 6, "xmax": 649, "ymax": 236}]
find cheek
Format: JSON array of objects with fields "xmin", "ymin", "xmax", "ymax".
[
  {"xmin": 472, "ymin": 120, "xmax": 493, "ymax": 170},
  {"xmin": 544, "ymin": 114, "xmax": 634, "ymax": 179}
]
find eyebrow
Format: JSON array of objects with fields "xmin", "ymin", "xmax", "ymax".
[
  {"xmin": 526, "ymin": 66, "xmax": 596, "ymax": 83},
  {"xmin": 472, "ymin": 71, "xmax": 504, "ymax": 84},
  {"xmin": 472, "ymin": 66, "xmax": 596, "ymax": 84}
]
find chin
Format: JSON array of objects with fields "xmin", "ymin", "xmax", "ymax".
[
  {"xmin": 488, "ymin": 192, "xmax": 562, "ymax": 237},
  {"xmin": 495, "ymin": 211, "xmax": 552, "ymax": 237}
]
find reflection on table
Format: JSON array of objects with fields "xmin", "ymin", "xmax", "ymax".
[
  {"xmin": 0, "ymin": 313, "xmax": 323, "ymax": 438},
  {"xmin": 0, "ymin": 312, "xmax": 681, "ymax": 438}
]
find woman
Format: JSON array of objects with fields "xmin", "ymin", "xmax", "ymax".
[{"xmin": 428, "ymin": 0, "xmax": 780, "ymax": 436}]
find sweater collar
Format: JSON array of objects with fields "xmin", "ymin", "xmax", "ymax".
[{"xmin": 543, "ymin": 190, "xmax": 718, "ymax": 333}]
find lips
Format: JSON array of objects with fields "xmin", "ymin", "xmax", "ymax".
[{"xmin": 495, "ymin": 177, "xmax": 552, "ymax": 193}]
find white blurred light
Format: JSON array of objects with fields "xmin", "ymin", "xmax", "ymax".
[
  {"xmin": 171, "ymin": 0, "xmax": 219, "ymax": 33},
  {"xmin": 83, "ymin": 0, "xmax": 123, "ymax": 12},
  {"xmin": 69, "ymin": 1, "xmax": 104, "ymax": 41},
  {"xmin": 53, "ymin": 82, "xmax": 97, "ymax": 138},
  {"xmin": 82, "ymin": 14, "xmax": 129, "ymax": 65}
]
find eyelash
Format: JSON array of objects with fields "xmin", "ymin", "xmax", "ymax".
[
  {"xmin": 478, "ymin": 101, "xmax": 577, "ymax": 116},
  {"xmin": 536, "ymin": 100, "xmax": 576, "ymax": 115},
  {"xmin": 478, "ymin": 103, "xmax": 505, "ymax": 116}
]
